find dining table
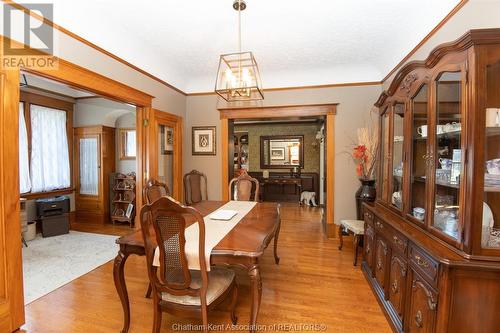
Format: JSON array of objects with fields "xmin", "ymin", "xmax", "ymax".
[{"xmin": 113, "ymin": 200, "xmax": 281, "ymax": 333}]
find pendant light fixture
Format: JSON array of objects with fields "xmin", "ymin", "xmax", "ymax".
[{"xmin": 215, "ymin": 0, "xmax": 264, "ymax": 101}]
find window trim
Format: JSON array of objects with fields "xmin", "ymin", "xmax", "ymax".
[
  {"xmin": 118, "ymin": 128, "xmax": 137, "ymax": 160},
  {"xmin": 19, "ymin": 91, "xmax": 74, "ymax": 198}
]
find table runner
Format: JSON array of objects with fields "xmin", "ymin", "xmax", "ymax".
[{"xmin": 153, "ymin": 200, "xmax": 257, "ymax": 271}]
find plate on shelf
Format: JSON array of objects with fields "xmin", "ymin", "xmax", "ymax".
[{"xmin": 483, "ymin": 202, "xmax": 494, "ymax": 228}]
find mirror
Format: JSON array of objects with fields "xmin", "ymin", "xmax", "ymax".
[
  {"xmin": 260, "ymin": 135, "xmax": 304, "ymax": 169},
  {"xmin": 119, "ymin": 129, "xmax": 136, "ymax": 160}
]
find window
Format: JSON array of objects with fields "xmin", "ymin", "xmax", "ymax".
[
  {"xmin": 119, "ymin": 129, "xmax": 136, "ymax": 159},
  {"xmin": 30, "ymin": 105, "xmax": 71, "ymax": 192},
  {"xmin": 19, "ymin": 92, "xmax": 73, "ymax": 196}
]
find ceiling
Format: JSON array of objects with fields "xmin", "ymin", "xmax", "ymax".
[{"xmin": 24, "ymin": 0, "xmax": 462, "ymax": 93}]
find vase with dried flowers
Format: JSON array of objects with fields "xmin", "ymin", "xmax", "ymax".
[{"xmin": 347, "ymin": 123, "xmax": 379, "ymax": 219}]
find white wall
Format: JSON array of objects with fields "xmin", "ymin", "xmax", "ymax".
[
  {"xmin": 384, "ymin": 0, "xmax": 500, "ymax": 88},
  {"xmin": 185, "ymin": 84, "xmax": 382, "ymax": 223}
]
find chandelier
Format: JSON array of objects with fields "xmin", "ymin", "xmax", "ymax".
[{"xmin": 215, "ymin": 0, "xmax": 264, "ymax": 101}]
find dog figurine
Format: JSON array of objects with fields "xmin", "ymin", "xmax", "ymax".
[{"xmin": 300, "ymin": 191, "xmax": 317, "ymax": 206}]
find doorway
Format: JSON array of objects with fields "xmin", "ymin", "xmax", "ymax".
[
  {"xmin": 218, "ymin": 104, "xmax": 337, "ymax": 237},
  {"xmin": 0, "ymin": 53, "xmax": 182, "ymax": 331}
]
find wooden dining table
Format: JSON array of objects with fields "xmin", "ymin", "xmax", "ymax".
[{"xmin": 113, "ymin": 200, "xmax": 281, "ymax": 333}]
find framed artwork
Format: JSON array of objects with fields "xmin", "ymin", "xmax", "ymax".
[
  {"xmin": 160, "ymin": 126, "xmax": 174, "ymax": 155},
  {"xmin": 192, "ymin": 126, "xmax": 216, "ymax": 155},
  {"xmin": 271, "ymin": 147, "xmax": 285, "ymax": 160}
]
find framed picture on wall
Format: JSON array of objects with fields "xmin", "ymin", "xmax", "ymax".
[
  {"xmin": 271, "ymin": 147, "xmax": 285, "ymax": 160},
  {"xmin": 160, "ymin": 126, "xmax": 174, "ymax": 155},
  {"xmin": 192, "ymin": 126, "xmax": 216, "ymax": 155}
]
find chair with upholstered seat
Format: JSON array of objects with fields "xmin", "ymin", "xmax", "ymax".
[
  {"xmin": 228, "ymin": 170, "xmax": 259, "ymax": 202},
  {"xmin": 338, "ymin": 219, "xmax": 365, "ymax": 266},
  {"xmin": 140, "ymin": 196, "xmax": 238, "ymax": 333},
  {"xmin": 184, "ymin": 170, "xmax": 208, "ymax": 205},
  {"xmin": 144, "ymin": 179, "xmax": 170, "ymax": 204}
]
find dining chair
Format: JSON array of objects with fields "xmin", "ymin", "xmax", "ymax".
[
  {"xmin": 228, "ymin": 170, "xmax": 259, "ymax": 201},
  {"xmin": 140, "ymin": 196, "xmax": 238, "ymax": 333},
  {"xmin": 143, "ymin": 179, "xmax": 170, "ymax": 204},
  {"xmin": 184, "ymin": 170, "xmax": 208, "ymax": 205}
]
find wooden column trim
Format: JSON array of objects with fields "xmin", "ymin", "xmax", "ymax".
[
  {"xmin": 221, "ymin": 118, "xmax": 229, "ymax": 201},
  {"xmin": 218, "ymin": 103, "xmax": 338, "ymax": 119},
  {"xmin": 0, "ymin": 68, "xmax": 25, "ymax": 331},
  {"xmin": 326, "ymin": 113, "xmax": 336, "ymax": 238},
  {"xmin": 149, "ymin": 110, "xmax": 184, "ymax": 202}
]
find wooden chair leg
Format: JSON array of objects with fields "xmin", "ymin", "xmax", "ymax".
[
  {"xmin": 353, "ymin": 235, "xmax": 360, "ymax": 266},
  {"xmin": 145, "ymin": 266, "xmax": 157, "ymax": 298},
  {"xmin": 152, "ymin": 296, "xmax": 162, "ymax": 333},
  {"xmin": 230, "ymin": 283, "xmax": 238, "ymax": 325},
  {"xmin": 201, "ymin": 301, "xmax": 209, "ymax": 333},
  {"xmin": 338, "ymin": 224, "xmax": 344, "ymax": 250},
  {"xmin": 145, "ymin": 283, "xmax": 152, "ymax": 298},
  {"xmin": 273, "ymin": 219, "xmax": 281, "ymax": 265}
]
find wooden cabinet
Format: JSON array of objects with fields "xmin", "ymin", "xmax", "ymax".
[
  {"xmin": 74, "ymin": 126, "xmax": 115, "ymax": 224},
  {"xmin": 364, "ymin": 222, "xmax": 375, "ymax": 272},
  {"xmin": 375, "ymin": 236, "xmax": 389, "ymax": 294},
  {"xmin": 406, "ymin": 271, "xmax": 437, "ymax": 333},
  {"xmin": 388, "ymin": 254, "xmax": 407, "ymax": 320},
  {"xmin": 362, "ymin": 30, "xmax": 500, "ymax": 333}
]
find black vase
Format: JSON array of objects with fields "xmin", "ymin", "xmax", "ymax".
[{"xmin": 355, "ymin": 178, "xmax": 376, "ymax": 220}]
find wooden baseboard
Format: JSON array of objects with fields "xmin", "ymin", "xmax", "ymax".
[
  {"xmin": 325, "ymin": 223, "xmax": 338, "ymax": 239},
  {"xmin": 75, "ymin": 211, "xmax": 108, "ymax": 224}
]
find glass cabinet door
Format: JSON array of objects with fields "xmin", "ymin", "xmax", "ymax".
[
  {"xmin": 380, "ymin": 110, "xmax": 390, "ymax": 202},
  {"xmin": 410, "ymin": 84, "xmax": 428, "ymax": 223},
  {"xmin": 432, "ymin": 72, "xmax": 463, "ymax": 240},
  {"xmin": 482, "ymin": 59, "xmax": 500, "ymax": 249},
  {"xmin": 390, "ymin": 103, "xmax": 405, "ymax": 210}
]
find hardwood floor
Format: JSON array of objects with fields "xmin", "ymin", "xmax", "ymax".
[{"xmin": 22, "ymin": 204, "xmax": 390, "ymax": 332}]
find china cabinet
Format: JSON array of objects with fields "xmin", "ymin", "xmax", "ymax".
[{"xmin": 363, "ymin": 29, "xmax": 500, "ymax": 333}]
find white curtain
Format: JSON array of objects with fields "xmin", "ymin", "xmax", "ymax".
[
  {"xmin": 79, "ymin": 137, "xmax": 99, "ymax": 195},
  {"xmin": 30, "ymin": 105, "xmax": 71, "ymax": 192},
  {"xmin": 19, "ymin": 103, "xmax": 31, "ymax": 193},
  {"xmin": 125, "ymin": 130, "xmax": 136, "ymax": 157}
]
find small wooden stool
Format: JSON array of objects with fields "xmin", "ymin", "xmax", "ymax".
[{"xmin": 338, "ymin": 219, "xmax": 365, "ymax": 266}]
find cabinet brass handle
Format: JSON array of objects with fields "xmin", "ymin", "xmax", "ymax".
[
  {"xmin": 391, "ymin": 280, "xmax": 398, "ymax": 294},
  {"xmin": 393, "ymin": 235, "xmax": 404, "ymax": 246},
  {"xmin": 415, "ymin": 255, "xmax": 429, "ymax": 268},
  {"xmin": 415, "ymin": 310, "xmax": 423, "ymax": 328},
  {"xmin": 375, "ymin": 221, "xmax": 383, "ymax": 229},
  {"xmin": 377, "ymin": 260, "xmax": 382, "ymax": 270}
]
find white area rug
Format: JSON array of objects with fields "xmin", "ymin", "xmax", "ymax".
[{"xmin": 22, "ymin": 231, "xmax": 118, "ymax": 304}]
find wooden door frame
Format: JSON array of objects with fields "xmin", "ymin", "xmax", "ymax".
[
  {"xmin": 0, "ymin": 36, "xmax": 154, "ymax": 330},
  {"xmin": 149, "ymin": 109, "xmax": 184, "ymax": 201},
  {"xmin": 218, "ymin": 104, "xmax": 337, "ymax": 237}
]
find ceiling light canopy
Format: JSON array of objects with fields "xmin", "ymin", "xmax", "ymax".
[{"xmin": 215, "ymin": 0, "xmax": 263, "ymax": 102}]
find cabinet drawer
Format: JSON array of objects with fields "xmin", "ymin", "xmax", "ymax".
[
  {"xmin": 364, "ymin": 210, "xmax": 374, "ymax": 225},
  {"xmin": 409, "ymin": 244, "xmax": 439, "ymax": 287},
  {"xmin": 388, "ymin": 227, "xmax": 408, "ymax": 255}
]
